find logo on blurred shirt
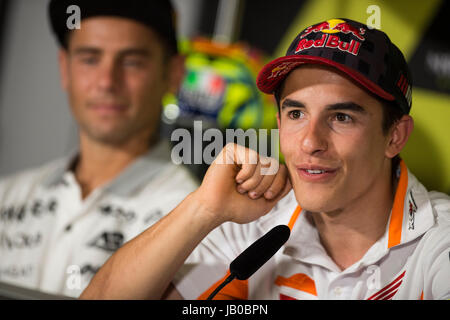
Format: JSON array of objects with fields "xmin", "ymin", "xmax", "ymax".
[{"xmin": 88, "ymin": 231, "xmax": 124, "ymax": 252}]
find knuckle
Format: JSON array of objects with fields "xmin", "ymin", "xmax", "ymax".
[
  {"xmin": 239, "ymin": 175, "xmax": 263, "ymax": 190},
  {"xmin": 239, "ymin": 163, "xmax": 257, "ymax": 176}
]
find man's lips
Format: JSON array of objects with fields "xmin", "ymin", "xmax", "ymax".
[
  {"xmin": 296, "ymin": 164, "xmax": 339, "ymax": 182},
  {"xmin": 88, "ymin": 103, "xmax": 128, "ymax": 114}
]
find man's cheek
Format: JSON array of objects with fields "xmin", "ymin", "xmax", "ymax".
[{"xmin": 279, "ymin": 132, "xmax": 291, "ymax": 158}]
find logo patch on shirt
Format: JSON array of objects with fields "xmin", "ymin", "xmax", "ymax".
[
  {"xmin": 80, "ymin": 264, "xmax": 100, "ymax": 276},
  {"xmin": 367, "ymin": 270, "xmax": 406, "ymax": 300},
  {"xmin": 99, "ymin": 204, "xmax": 136, "ymax": 223},
  {"xmin": 408, "ymin": 191, "xmax": 417, "ymax": 230},
  {"xmin": 0, "ymin": 231, "xmax": 42, "ymax": 250},
  {"xmin": 88, "ymin": 231, "xmax": 124, "ymax": 252},
  {"xmin": 0, "ymin": 198, "xmax": 58, "ymax": 224},
  {"xmin": 0, "ymin": 264, "xmax": 33, "ymax": 279}
]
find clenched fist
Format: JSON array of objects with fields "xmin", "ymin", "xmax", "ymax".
[{"xmin": 193, "ymin": 143, "xmax": 292, "ymax": 225}]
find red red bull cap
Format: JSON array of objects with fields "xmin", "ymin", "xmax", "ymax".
[{"xmin": 257, "ymin": 18, "xmax": 412, "ymax": 114}]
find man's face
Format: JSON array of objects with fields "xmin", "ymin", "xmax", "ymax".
[
  {"xmin": 59, "ymin": 17, "xmax": 179, "ymax": 145},
  {"xmin": 277, "ymin": 65, "xmax": 394, "ymax": 213}
]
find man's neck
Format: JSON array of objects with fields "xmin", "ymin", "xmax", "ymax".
[
  {"xmin": 311, "ymin": 165, "xmax": 395, "ymax": 271},
  {"xmin": 74, "ymin": 132, "xmax": 157, "ymax": 199}
]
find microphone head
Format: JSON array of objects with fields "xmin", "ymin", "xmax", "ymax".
[{"xmin": 229, "ymin": 225, "xmax": 291, "ymax": 280}]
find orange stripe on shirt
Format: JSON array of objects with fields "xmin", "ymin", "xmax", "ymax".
[
  {"xmin": 388, "ymin": 160, "xmax": 408, "ymax": 248},
  {"xmin": 287, "ymin": 205, "xmax": 302, "ymax": 230},
  {"xmin": 275, "ymin": 273, "xmax": 317, "ymax": 296},
  {"xmin": 197, "ymin": 270, "xmax": 248, "ymax": 300}
]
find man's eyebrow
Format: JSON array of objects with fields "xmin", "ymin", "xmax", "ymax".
[
  {"xmin": 118, "ymin": 48, "xmax": 151, "ymax": 57},
  {"xmin": 326, "ymin": 102, "xmax": 367, "ymax": 113},
  {"xmin": 280, "ymin": 99, "xmax": 368, "ymax": 114},
  {"xmin": 71, "ymin": 47, "xmax": 150, "ymax": 57},
  {"xmin": 280, "ymin": 99, "xmax": 305, "ymax": 110},
  {"xmin": 72, "ymin": 47, "xmax": 101, "ymax": 55}
]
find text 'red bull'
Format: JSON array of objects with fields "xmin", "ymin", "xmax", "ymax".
[{"xmin": 295, "ymin": 34, "xmax": 362, "ymax": 56}]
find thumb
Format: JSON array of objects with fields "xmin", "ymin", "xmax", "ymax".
[{"xmin": 271, "ymin": 176, "xmax": 292, "ymax": 203}]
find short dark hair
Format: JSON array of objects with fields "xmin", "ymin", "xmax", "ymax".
[{"xmin": 380, "ymin": 100, "xmax": 405, "ymax": 135}]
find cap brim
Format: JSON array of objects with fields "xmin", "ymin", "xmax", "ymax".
[{"xmin": 256, "ymin": 55, "xmax": 394, "ymax": 101}]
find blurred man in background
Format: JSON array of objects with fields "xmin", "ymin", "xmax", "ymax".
[{"xmin": 0, "ymin": 0, "xmax": 197, "ymax": 297}]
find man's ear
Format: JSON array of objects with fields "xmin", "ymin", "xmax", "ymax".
[
  {"xmin": 167, "ymin": 54, "xmax": 185, "ymax": 94},
  {"xmin": 58, "ymin": 49, "xmax": 70, "ymax": 91},
  {"xmin": 385, "ymin": 115, "xmax": 414, "ymax": 159}
]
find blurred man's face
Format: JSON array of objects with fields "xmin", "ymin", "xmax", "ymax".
[
  {"xmin": 59, "ymin": 17, "xmax": 178, "ymax": 145},
  {"xmin": 277, "ymin": 65, "xmax": 395, "ymax": 214}
]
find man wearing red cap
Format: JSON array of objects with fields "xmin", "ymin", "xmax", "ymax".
[
  {"xmin": 0, "ymin": 0, "xmax": 198, "ymax": 298},
  {"xmin": 82, "ymin": 19, "xmax": 450, "ymax": 300}
]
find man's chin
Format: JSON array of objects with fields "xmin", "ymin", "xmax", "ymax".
[
  {"xmin": 81, "ymin": 127, "xmax": 133, "ymax": 146},
  {"xmin": 292, "ymin": 189, "xmax": 338, "ymax": 213}
]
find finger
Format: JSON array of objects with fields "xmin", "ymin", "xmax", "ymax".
[
  {"xmin": 247, "ymin": 172, "xmax": 277, "ymax": 199},
  {"xmin": 236, "ymin": 160, "xmax": 264, "ymax": 194},
  {"xmin": 243, "ymin": 157, "xmax": 280, "ymax": 196},
  {"xmin": 263, "ymin": 165, "xmax": 289, "ymax": 200},
  {"xmin": 259, "ymin": 156, "xmax": 280, "ymax": 176},
  {"xmin": 237, "ymin": 155, "xmax": 279, "ymax": 196},
  {"xmin": 234, "ymin": 146, "xmax": 259, "ymax": 183},
  {"xmin": 235, "ymin": 160, "xmax": 259, "ymax": 185},
  {"xmin": 233, "ymin": 143, "xmax": 259, "ymax": 167},
  {"xmin": 275, "ymin": 174, "xmax": 293, "ymax": 201}
]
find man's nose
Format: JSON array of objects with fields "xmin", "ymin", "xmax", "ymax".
[
  {"xmin": 300, "ymin": 119, "xmax": 328, "ymax": 156},
  {"xmin": 97, "ymin": 60, "xmax": 120, "ymax": 92}
]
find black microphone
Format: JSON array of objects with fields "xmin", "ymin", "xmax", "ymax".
[{"xmin": 206, "ymin": 225, "xmax": 290, "ymax": 300}]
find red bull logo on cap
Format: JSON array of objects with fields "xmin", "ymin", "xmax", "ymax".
[
  {"xmin": 295, "ymin": 19, "xmax": 366, "ymax": 56},
  {"xmin": 300, "ymin": 19, "xmax": 366, "ymax": 41},
  {"xmin": 267, "ymin": 61, "xmax": 303, "ymax": 79}
]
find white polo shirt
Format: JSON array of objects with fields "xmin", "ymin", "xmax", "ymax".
[
  {"xmin": 174, "ymin": 161, "xmax": 450, "ymax": 300},
  {"xmin": 0, "ymin": 140, "xmax": 198, "ymax": 298}
]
